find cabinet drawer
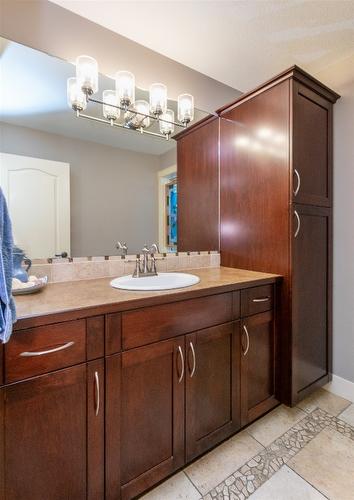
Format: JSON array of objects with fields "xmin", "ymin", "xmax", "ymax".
[
  {"xmin": 5, "ymin": 320, "xmax": 86, "ymax": 383},
  {"xmin": 241, "ymin": 285, "xmax": 274, "ymax": 317},
  {"xmin": 122, "ymin": 293, "xmax": 233, "ymax": 349}
]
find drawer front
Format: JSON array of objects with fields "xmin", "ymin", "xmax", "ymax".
[
  {"xmin": 241, "ymin": 285, "xmax": 274, "ymax": 317},
  {"xmin": 5, "ymin": 320, "xmax": 86, "ymax": 383},
  {"xmin": 122, "ymin": 293, "xmax": 233, "ymax": 350}
]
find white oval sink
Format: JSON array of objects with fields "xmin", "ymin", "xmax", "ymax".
[{"xmin": 110, "ymin": 272, "xmax": 200, "ymax": 291}]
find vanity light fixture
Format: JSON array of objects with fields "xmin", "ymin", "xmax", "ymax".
[{"xmin": 67, "ymin": 55, "xmax": 194, "ymax": 140}]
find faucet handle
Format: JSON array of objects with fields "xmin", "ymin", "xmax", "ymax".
[
  {"xmin": 150, "ymin": 243, "xmax": 159, "ymax": 255},
  {"xmin": 116, "ymin": 241, "xmax": 128, "ymax": 256}
]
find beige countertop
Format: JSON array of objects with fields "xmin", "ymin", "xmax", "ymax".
[{"xmin": 14, "ymin": 266, "xmax": 281, "ymax": 329}]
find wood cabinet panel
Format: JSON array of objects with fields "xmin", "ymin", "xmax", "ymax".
[
  {"xmin": 120, "ymin": 338, "xmax": 185, "ymax": 499},
  {"xmin": 177, "ymin": 116, "xmax": 219, "ymax": 251},
  {"xmin": 185, "ymin": 322, "xmax": 241, "ymax": 461},
  {"xmin": 293, "ymin": 82, "xmax": 332, "ymax": 207},
  {"xmin": 3, "ymin": 365, "xmax": 87, "ymax": 500},
  {"xmin": 105, "ymin": 312, "xmax": 122, "ymax": 355},
  {"xmin": 292, "ymin": 205, "xmax": 331, "ymax": 400},
  {"xmin": 241, "ymin": 311, "xmax": 278, "ymax": 425},
  {"xmin": 5, "ymin": 320, "xmax": 86, "ymax": 382},
  {"xmin": 122, "ymin": 293, "xmax": 233, "ymax": 349},
  {"xmin": 241, "ymin": 284, "xmax": 274, "ymax": 317},
  {"xmin": 86, "ymin": 315, "xmax": 104, "ymax": 360}
]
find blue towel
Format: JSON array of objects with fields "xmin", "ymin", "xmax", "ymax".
[{"xmin": 0, "ymin": 187, "xmax": 16, "ymax": 342}]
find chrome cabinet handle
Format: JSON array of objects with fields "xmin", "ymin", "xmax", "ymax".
[
  {"xmin": 293, "ymin": 169, "xmax": 301, "ymax": 196},
  {"xmin": 242, "ymin": 325, "xmax": 250, "ymax": 356},
  {"xmin": 20, "ymin": 341, "xmax": 75, "ymax": 357},
  {"xmin": 94, "ymin": 370, "xmax": 100, "ymax": 417},
  {"xmin": 189, "ymin": 341, "xmax": 196, "ymax": 378},
  {"xmin": 294, "ymin": 210, "xmax": 301, "ymax": 238},
  {"xmin": 177, "ymin": 345, "xmax": 184, "ymax": 383},
  {"xmin": 252, "ymin": 297, "xmax": 270, "ymax": 303}
]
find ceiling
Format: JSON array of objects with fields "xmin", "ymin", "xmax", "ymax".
[{"xmin": 50, "ymin": 0, "xmax": 354, "ymax": 93}]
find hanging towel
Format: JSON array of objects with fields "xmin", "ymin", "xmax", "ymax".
[{"xmin": 0, "ymin": 187, "xmax": 16, "ymax": 342}]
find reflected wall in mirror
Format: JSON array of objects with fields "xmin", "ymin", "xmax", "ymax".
[{"xmin": 0, "ymin": 37, "xmax": 211, "ymax": 258}]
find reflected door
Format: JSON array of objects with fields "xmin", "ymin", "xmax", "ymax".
[{"xmin": 0, "ymin": 153, "xmax": 70, "ymax": 259}]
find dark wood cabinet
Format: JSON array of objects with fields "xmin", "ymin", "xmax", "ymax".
[
  {"xmin": 118, "ymin": 338, "xmax": 185, "ymax": 500},
  {"xmin": 292, "ymin": 204, "xmax": 331, "ymax": 400},
  {"xmin": 1, "ymin": 362, "xmax": 104, "ymax": 500},
  {"xmin": 185, "ymin": 322, "xmax": 240, "ymax": 461},
  {"xmin": 175, "ymin": 116, "xmax": 220, "ymax": 251},
  {"xmin": 218, "ymin": 66, "xmax": 339, "ymax": 405},
  {"xmin": 241, "ymin": 311, "xmax": 277, "ymax": 426}
]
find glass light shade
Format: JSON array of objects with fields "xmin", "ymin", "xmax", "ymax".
[
  {"xmin": 178, "ymin": 93, "xmax": 194, "ymax": 124},
  {"xmin": 159, "ymin": 109, "xmax": 175, "ymax": 135},
  {"xmin": 149, "ymin": 83, "xmax": 167, "ymax": 116},
  {"xmin": 67, "ymin": 77, "xmax": 87, "ymax": 111},
  {"xmin": 76, "ymin": 55, "xmax": 98, "ymax": 95},
  {"xmin": 115, "ymin": 70, "xmax": 135, "ymax": 108},
  {"xmin": 102, "ymin": 90, "xmax": 120, "ymax": 120},
  {"xmin": 125, "ymin": 99, "xmax": 150, "ymax": 129}
]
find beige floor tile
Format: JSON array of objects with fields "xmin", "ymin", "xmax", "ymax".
[
  {"xmin": 250, "ymin": 466, "xmax": 327, "ymax": 499},
  {"xmin": 288, "ymin": 426, "xmax": 354, "ymax": 500},
  {"xmin": 338, "ymin": 403, "xmax": 354, "ymax": 427},
  {"xmin": 141, "ymin": 472, "xmax": 201, "ymax": 500},
  {"xmin": 185, "ymin": 431, "xmax": 263, "ymax": 495},
  {"xmin": 246, "ymin": 405, "xmax": 305, "ymax": 447},
  {"xmin": 297, "ymin": 388, "xmax": 351, "ymax": 416}
]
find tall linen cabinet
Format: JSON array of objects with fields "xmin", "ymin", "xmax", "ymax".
[{"xmin": 219, "ymin": 66, "xmax": 339, "ymax": 405}]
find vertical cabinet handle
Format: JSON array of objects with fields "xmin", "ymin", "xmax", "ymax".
[
  {"xmin": 189, "ymin": 341, "xmax": 196, "ymax": 378},
  {"xmin": 94, "ymin": 371, "xmax": 100, "ymax": 417},
  {"xmin": 177, "ymin": 346, "xmax": 184, "ymax": 383},
  {"xmin": 242, "ymin": 325, "xmax": 250, "ymax": 356},
  {"xmin": 293, "ymin": 169, "xmax": 301, "ymax": 196},
  {"xmin": 294, "ymin": 210, "xmax": 301, "ymax": 238}
]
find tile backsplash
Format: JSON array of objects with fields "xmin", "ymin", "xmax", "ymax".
[{"xmin": 30, "ymin": 251, "xmax": 221, "ymax": 283}]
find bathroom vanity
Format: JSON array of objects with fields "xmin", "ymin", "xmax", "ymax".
[{"xmin": 0, "ymin": 267, "xmax": 280, "ymax": 500}]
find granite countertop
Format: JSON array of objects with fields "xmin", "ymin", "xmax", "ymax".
[{"xmin": 14, "ymin": 267, "xmax": 281, "ymax": 328}]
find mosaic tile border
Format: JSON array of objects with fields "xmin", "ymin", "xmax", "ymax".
[{"xmin": 202, "ymin": 408, "xmax": 354, "ymax": 500}]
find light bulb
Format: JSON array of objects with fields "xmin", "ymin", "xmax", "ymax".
[
  {"xmin": 76, "ymin": 55, "xmax": 98, "ymax": 96},
  {"xmin": 115, "ymin": 70, "xmax": 135, "ymax": 108},
  {"xmin": 67, "ymin": 77, "xmax": 87, "ymax": 111},
  {"xmin": 102, "ymin": 90, "xmax": 120, "ymax": 121},
  {"xmin": 159, "ymin": 109, "xmax": 175, "ymax": 136},
  {"xmin": 125, "ymin": 100, "xmax": 150, "ymax": 129},
  {"xmin": 149, "ymin": 83, "xmax": 167, "ymax": 116},
  {"xmin": 178, "ymin": 93, "xmax": 194, "ymax": 125}
]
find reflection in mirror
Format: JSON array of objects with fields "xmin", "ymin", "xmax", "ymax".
[{"xmin": 0, "ymin": 38, "xmax": 210, "ymax": 258}]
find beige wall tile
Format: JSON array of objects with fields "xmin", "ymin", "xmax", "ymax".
[
  {"xmin": 185, "ymin": 430, "xmax": 263, "ymax": 495},
  {"xmin": 30, "ymin": 264, "xmax": 53, "ymax": 282},
  {"xmin": 297, "ymin": 388, "xmax": 351, "ymax": 416},
  {"xmin": 210, "ymin": 253, "xmax": 221, "ymax": 267},
  {"xmin": 141, "ymin": 472, "xmax": 201, "ymax": 500},
  {"xmin": 288, "ymin": 427, "xmax": 354, "ymax": 500},
  {"xmin": 246, "ymin": 405, "xmax": 305, "ymax": 447},
  {"xmin": 108, "ymin": 259, "xmax": 125, "ymax": 278},
  {"xmin": 51, "ymin": 263, "xmax": 76, "ymax": 282}
]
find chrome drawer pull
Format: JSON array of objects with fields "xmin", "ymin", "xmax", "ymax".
[
  {"xmin": 94, "ymin": 371, "xmax": 100, "ymax": 417},
  {"xmin": 294, "ymin": 210, "xmax": 301, "ymax": 238},
  {"xmin": 252, "ymin": 297, "xmax": 270, "ymax": 303},
  {"xmin": 189, "ymin": 341, "xmax": 196, "ymax": 378},
  {"xmin": 177, "ymin": 345, "xmax": 184, "ymax": 383},
  {"xmin": 242, "ymin": 325, "xmax": 250, "ymax": 356},
  {"xmin": 20, "ymin": 341, "xmax": 75, "ymax": 357},
  {"xmin": 293, "ymin": 169, "xmax": 301, "ymax": 196}
]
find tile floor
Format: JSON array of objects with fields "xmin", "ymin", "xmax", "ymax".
[{"xmin": 141, "ymin": 388, "xmax": 354, "ymax": 500}]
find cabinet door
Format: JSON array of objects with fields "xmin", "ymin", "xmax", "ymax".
[
  {"xmin": 241, "ymin": 311, "xmax": 278, "ymax": 426},
  {"xmin": 293, "ymin": 82, "xmax": 332, "ymax": 207},
  {"xmin": 2, "ymin": 364, "xmax": 98, "ymax": 500},
  {"xmin": 292, "ymin": 204, "xmax": 331, "ymax": 402},
  {"xmin": 119, "ymin": 338, "xmax": 185, "ymax": 500},
  {"xmin": 186, "ymin": 322, "xmax": 241, "ymax": 461}
]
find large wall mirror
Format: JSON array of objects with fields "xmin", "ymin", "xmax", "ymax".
[{"xmin": 0, "ymin": 37, "xmax": 211, "ymax": 258}]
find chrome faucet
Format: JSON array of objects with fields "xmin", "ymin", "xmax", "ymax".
[
  {"xmin": 133, "ymin": 243, "xmax": 159, "ymax": 278},
  {"xmin": 116, "ymin": 241, "xmax": 128, "ymax": 257}
]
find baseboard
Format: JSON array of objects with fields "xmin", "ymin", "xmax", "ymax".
[{"xmin": 324, "ymin": 374, "xmax": 354, "ymax": 403}]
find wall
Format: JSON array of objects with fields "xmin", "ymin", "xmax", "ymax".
[
  {"xmin": 1, "ymin": 122, "xmax": 163, "ymax": 256},
  {"xmin": 0, "ymin": 0, "xmax": 241, "ymax": 113}
]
